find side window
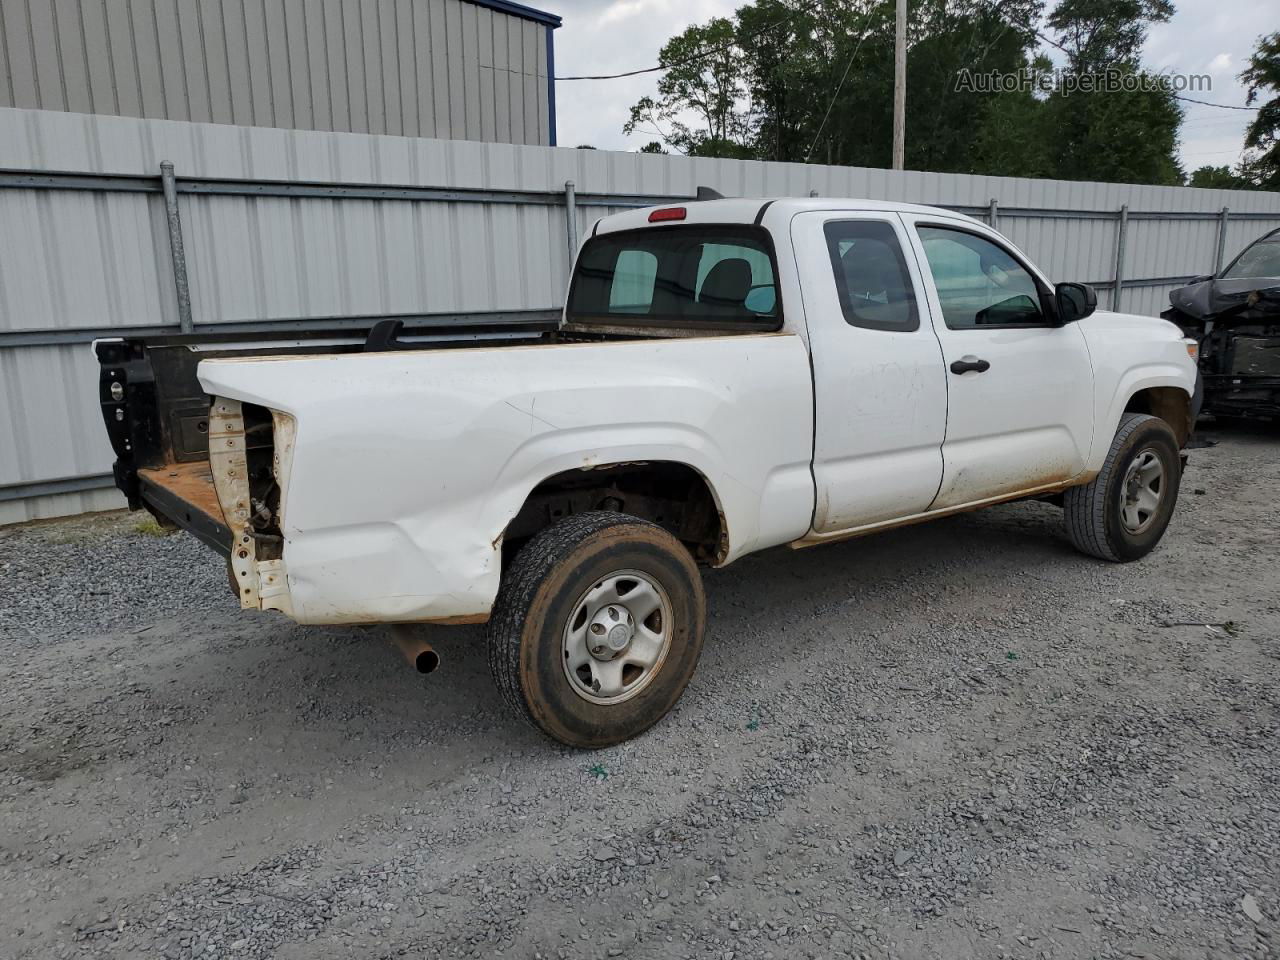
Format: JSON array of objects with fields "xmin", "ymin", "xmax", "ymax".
[
  {"xmin": 608, "ymin": 250, "xmax": 658, "ymax": 313},
  {"xmin": 917, "ymin": 226, "xmax": 1045, "ymax": 329},
  {"xmin": 823, "ymin": 220, "xmax": 918, "ymax": 332}
]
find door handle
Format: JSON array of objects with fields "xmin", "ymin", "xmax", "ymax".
[{"xmin": 950, "ymin": 356, "xmax": 991, "ymax": 375}]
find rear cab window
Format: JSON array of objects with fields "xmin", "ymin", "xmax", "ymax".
[{"xmin": 567, "ymin": 225, "xmax": 782, "ymax": 331}]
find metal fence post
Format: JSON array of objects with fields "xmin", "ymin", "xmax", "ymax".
[
  {"xmin": 1112, "ymin": 204, "xmax": 1129, "ymax": 312},
  {"xmin": 1215, "ymin": 206, "xmax": 1230, "ymax": 273},
  {"xmin": 564, "ymin": 180, "xmax": 578, "ymax": 262},
  {"xmin": 160, "ymin": 161, "xmax": 193, "ymax": 333},
  {"xmin": 988, "ymin": 198, "xmax": 998, "ymax": 230}
]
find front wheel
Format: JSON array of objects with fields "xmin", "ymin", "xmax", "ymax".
[
  {"xmin": 486, "ymin": 512, "xmax": 707, "ymax": 748},
  {"xmin": 1064, "ymin": 412, "xmax": 1182, "ymax": 562}
]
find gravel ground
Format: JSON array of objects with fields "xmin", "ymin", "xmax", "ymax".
[{"xmin": 1, "ymin": 423, "xmax": 1277, "ymax": 960}]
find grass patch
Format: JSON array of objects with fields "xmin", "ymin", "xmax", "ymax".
[{"xmin": 133, "ymin": 516, "xmax": 172, "ymax": 538}]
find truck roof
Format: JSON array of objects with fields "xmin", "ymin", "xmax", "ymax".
[{"xmin": 594, "ymin": 197, "xmax": 984, "ymax": 235}]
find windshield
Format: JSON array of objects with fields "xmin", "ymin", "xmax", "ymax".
[
  {"xmin": 1222, "ymin": 238, "xmax": 1280, "ymax": 280},
  {"xmin": 567, "ymin": 225, "xmax": 781, "ymax": 329}
]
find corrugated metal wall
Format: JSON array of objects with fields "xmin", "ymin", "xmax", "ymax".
[
  {"xmin": 0, "ymin": 0, "xmax": 551, "ymax": 144},
  {"xmin": 2, "ymin": 106, "xmax": 1279, "ymax": 523}
]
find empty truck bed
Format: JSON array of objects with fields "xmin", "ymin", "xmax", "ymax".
[{"xmin": 136, "ymin": 462, "xmax": 231, "ymax": 556}]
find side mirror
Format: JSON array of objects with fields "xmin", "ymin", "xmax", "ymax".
[{"xmin": 1055, "ymin": 282, "xmax": 1097, "ymax": 323}]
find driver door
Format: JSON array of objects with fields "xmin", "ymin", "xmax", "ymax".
[{"xmin": 901, "ymin": 215, "xmax": 1095, "ymax": 509}]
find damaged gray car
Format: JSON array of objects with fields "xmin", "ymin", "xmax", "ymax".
[{"xmin": 1164, "ymin": 228, "xmax": 1280, "ymax": 419}]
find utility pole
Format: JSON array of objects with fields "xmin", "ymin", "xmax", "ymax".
[{"xmin": 892, "ymin": 0, "xmax": 906, "ymax": 170}]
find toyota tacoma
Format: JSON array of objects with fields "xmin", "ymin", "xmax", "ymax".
[{"xmin": 94, "ymin": 197, "xmax": 1199, "ymax": 747}]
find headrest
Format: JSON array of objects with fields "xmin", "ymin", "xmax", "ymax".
[{"xmin": 698, "ymin": 258, "xmax": 753, "ymax": 308}]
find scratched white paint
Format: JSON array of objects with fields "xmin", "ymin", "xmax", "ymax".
[{"xmin": 198, "ymin": 332, "xmax": 816, "ymax": 624}]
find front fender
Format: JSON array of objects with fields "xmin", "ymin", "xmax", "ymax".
[
  {"xmin": 1089, "ymin": 364, "xmax": 1193, "ymax": 472},
  {"xmin": 1079, "ymin": 311, "xmax": 1198, "ymax": 472}
]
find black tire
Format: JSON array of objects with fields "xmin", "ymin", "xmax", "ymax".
[
  {"xmin": 1064, "ymin": 412, "xmax": 1182, "ymax": 562},
  {"xmin": 486, "ymin": 511, "xmax": 707, "ymax": 749}
]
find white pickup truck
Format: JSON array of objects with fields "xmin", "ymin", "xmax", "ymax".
[{"xmin": 95, "ymin": 197, "xmax": 1199, "ymax": 747}]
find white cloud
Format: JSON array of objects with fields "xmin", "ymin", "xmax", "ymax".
[
  {"xmin": 597, "ymin": 0, "xmax": 656, "ymax": 26},
  {"xmin": 1145, "ymin": 0, "xmax": 1266, "ymax": 172},
  {"xmin": 1207, "ymin": 52, "xmax": 1232, "ymax": 74}
]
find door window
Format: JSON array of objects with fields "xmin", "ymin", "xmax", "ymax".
[
  {"xmin": 917, "ymin": 226, "xmax": 1046, "ymax": 329},
  {"xmin": 824, "ymin": 220, "xmax": 919, "ymax": 332}
]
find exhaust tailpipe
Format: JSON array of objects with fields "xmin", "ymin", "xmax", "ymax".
[{"xmin": 388, "ymin": 625, "xmax": 441, "ymax": 674}]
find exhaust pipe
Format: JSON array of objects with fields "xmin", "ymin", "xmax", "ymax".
[{"xmin": 388, "ymin": 625, "xmax": 441, "ymax": 674}]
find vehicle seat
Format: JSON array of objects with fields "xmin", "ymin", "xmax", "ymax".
[
  {"xmin": 840, "ymin": 240, "xmax": 912, "ymax": 327},
  {"xmin": 698, "ymin": 258, "xmax": 753, "ymax": 314},
  {"xmin": 841, "ymin": 240, "xmax": 904, "ymax": 302}
]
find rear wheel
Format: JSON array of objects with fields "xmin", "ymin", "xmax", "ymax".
[
  {"xmin": 1064, "ymin": 412, "xmax": 1181, "ymax": 562},
  {"xmin": 487, "ymin": 512, "xmax": 706, "ymax": 748}
]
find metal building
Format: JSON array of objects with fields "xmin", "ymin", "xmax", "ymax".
[{"xmin": 0, "ymin": 0, "xmax": 561, "ymax": 145}]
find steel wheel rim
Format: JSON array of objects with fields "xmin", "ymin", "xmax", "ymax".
[
  {"xmin": 561, "ymin": 569, "xmax": 674, "ymax": 705},
  {"xmin": 1119, "ymin": 447, "xmax": 1165, "ymax": 534}
]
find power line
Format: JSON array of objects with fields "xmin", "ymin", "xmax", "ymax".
[
  {"xmin": 555, "ymin": 0, "xmax": 827, "ymax": 82},
  {"xmin": 1008, "ymin": 13, "xmax": 1262, "ymax": 114},
  {"xmin": 805, "ymin": 8, "xmax": 877, "ymax": 162},
  {"xmin": 1173, "ymin": 94, "xmax": 1259, "ymax": 111},
  {"xmin": 1181, "ymin": 116, "xmax": 1253, "ymax": 129}
]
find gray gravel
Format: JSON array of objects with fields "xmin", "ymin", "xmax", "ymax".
[{"xmin": 1, "ymin": 423, "xmax": 1277, "ymax": 960}]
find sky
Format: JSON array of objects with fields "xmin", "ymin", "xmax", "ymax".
[{"xmin": 548, "ymin": 0, "xmax": 1271, "ymax": 175}]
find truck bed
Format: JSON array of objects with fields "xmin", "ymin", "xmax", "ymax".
[
  {"xmin": 189, "ymin": 330, "xmax": 815, "ymax": 624},
  {"xmin": 95, "ymin": 317, "xmax": 765, "ymax": 564},
  {"xmin": 94, "ymin": 318, "xmax": 561, "ymax": 551},
  {"xmin": 137, "ymin": 462, "xmax": 230, "ymax": 556}
]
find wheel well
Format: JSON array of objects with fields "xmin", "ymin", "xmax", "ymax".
[
  {"xmin": 501, "ymin": 462, "xmax": 726, "ymax": 566},
  {"xmin": 1124, "ymin": 387, "xmax": 1192, "ymax": 447}
]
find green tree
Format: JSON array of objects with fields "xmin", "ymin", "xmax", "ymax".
[
  {"xmin": 625, "ymin": 0, "xmax": 1186, "ymax": 184},
  {"xmin": 737, "ymin": 0, "xmax": 1044, "ymax": 172},
  {"xmin": 750, "ymin": 0, "xmax": 895, "ymax": 167},
  {"xmin": 1041, "ymin": 72, "xmax": 1183, "ymax": 184},
  {"xmin": 1045, "ymin": 0, "xmax": 1173, "ymax": 71},
  {"xmin": 1187, "ymin": 165, "xmax": 1250, "ymax": 189},
  {"xmin": 623, "ymin": 18, "xmax": 754, "ymax": 157},
  {"xmin": 1041, "ymin": 0, "xmax": 1183, "ymax": 184},
  {"xmin": 735, "ymin": 0, "xmax": 826, "ymax": 162},
  {"xmin": 1240, "ymin": 32, "xmax": 1280, "ymax": 189},
  {"xmin": 904, "ymin": 0, "xmax": 1044, "ymax": 173},
  {"xmin": 969, "ymin": 54, "xmax": 1056, "ymax": 178}
]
